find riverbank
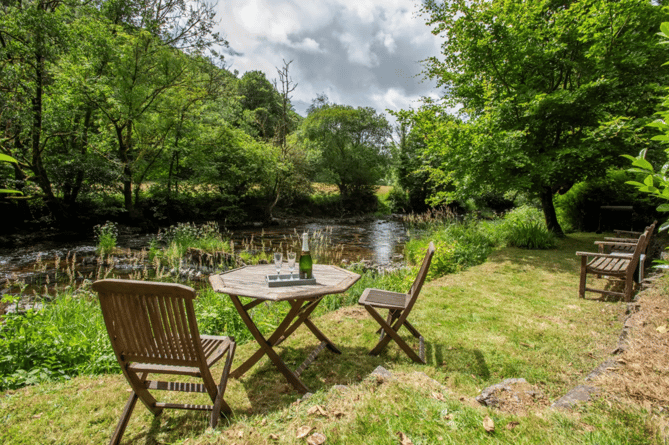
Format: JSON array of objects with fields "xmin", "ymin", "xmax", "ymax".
[{"xmin": 2, "ymin": 233, "xmax": 664, "ymax": 444}]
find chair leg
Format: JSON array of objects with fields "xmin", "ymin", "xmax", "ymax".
[
  {"xmin": 109, "ymin": 391, "xmax": 139, "ymax": 445},
  {"xmin": 211, "ymin": 341, "xmax": 236, "ymax": 428},
  {"xmin": 377, "ymin": 310, "xmax": 399, "ymax": 340},
  {"xmin": 404, "ymin": 320, "xmax": 422, "ymax": 338},
  {"xmin": 364, "ymin": 306, "xmax": 425, "ymax": 364}
]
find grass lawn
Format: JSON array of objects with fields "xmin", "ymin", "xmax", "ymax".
[{"xmin": 1, "ymin": 233, "xmax": 665, "ymax": 444}]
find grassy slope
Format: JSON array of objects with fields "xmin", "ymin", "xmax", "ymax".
[{"xmin": 0, "ymin": 233, "xmax": 658, "ymax": 444}]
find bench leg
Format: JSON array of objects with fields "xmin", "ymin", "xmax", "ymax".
[{"xmin": 579, "ymin": 257, "xmax": 588, "ymax": 298}]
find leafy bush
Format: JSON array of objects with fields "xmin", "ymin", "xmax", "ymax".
[
  {"xmin": 0, "ymin": 290, "xmax": 116, "ymax": 391},
  {"xmin": 554, "ymin": 169, "xmax": 659, "ymax": 232},
  {"xmin": 506, "ymin": 221, "xmax": 557, "ymax": 249},
  {"xmin": 405, "ymin": 219, "xmax": 497, "ymax": 279},
  {"xmin": 494, "ymin": 205, "xmax": 557, "ymax": 249},
  {"xmin": 385, "ymin": 186, "xmax": 410, "ymax": 214},
  {"xmin": 93, "ymin": 221, "xmax": 118, "ymax": 256}
]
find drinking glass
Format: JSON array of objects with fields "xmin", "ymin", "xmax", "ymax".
[
  {"xmin": 273, "ymin": 252, "xmax": 283, "ymax": 276},
  {"xmin": 287, "ymin": 252, "xmax": 296, "ymax": 278}
]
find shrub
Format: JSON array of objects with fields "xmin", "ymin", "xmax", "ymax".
[
  {"xmin": 554, "ymin": 169, "xmax": 660, "ymax": 232},
  {"xmin": 405, "ymin": 218, "xmax": 497, "ymax": 279},
  {"xmin": 498, "ymin": 206, "xmax": 557, "ymax": 249},
  {"xmin": 153, "ymin": 221, "xmax": 229, "ymax": 258},
  {"xmin": 93, "ymin": 221, "xmax": 118, "ymax": 256},
  {"xmin": 386, "ymin": 186, "xmax": 410, "ymax": 214},
  {"xmin": 506, "ymin": 221, "xmax": 557, "ymax": 249}
]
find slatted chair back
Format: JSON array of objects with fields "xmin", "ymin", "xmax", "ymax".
[
  {"xmin": 404, "ymin": 241, "xmax": 436, "ymax": 315},
  {"xmin": 627, "ymin": 232, "xmax": 647, "ymax": 273},
  {"xmin": 93, "ymin": 279, "xmax": 206, "ymax": 368}
]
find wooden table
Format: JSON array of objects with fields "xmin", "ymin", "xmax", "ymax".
[{"xmin": 209, "ymin": 264, "xmax": 360, "ymax": 393}]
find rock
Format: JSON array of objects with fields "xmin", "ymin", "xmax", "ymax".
[
  {"xmin": 551, "ymin": 385, "xmax": 599, "ymax": 410},
  {"xmin": 476, "ymin": 378, "xmax": 528, "ymax": 407},
  {"xmin": 370, "ymin": 366, "xmax": 393, "ymax": 380}
]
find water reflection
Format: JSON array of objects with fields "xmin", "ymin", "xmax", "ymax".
[{"xmin": 231, "ymin": 219, "xmax": 408, "ymax": 265}]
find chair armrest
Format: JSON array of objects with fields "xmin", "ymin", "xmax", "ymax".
[
  {"xmin": 602, "ymin": 237, "xmax": 638, "ymax": 243},
  {"xmin": 576, "ymin": 251, "xmax": 634, "ymax": 259},
  {"xmin": 595, "ymin": 241, "xmax": 637, "ymax": 247}
]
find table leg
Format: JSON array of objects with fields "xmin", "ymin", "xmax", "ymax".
[
  {"xmin": 229, "ymin": 295, "xmax": 305, "ymax": 390},
  {"xmin": 272, "ymin": 299, "xmax": 341, "ymax": 353},
  {"xmin": 228, "ymin": 295, "xmax": 341, "ymax": 394}
]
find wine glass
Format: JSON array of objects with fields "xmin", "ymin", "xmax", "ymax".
[
  {"xmin": 287, "ymin": 252, "xmax": 296, "ymax": 278},
  {"xmin": 273, "ymin": 252, "xmax": 283, "ymax": 276}
]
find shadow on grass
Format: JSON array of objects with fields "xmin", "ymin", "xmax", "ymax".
[
  {"xmin": 121, "ymin": 408, "xmax": 235, "ymax": 445},
  {"xmin": 430, "ymin": 343, "xmax": 490, "ymax": 379},
  {"xmin": 236, "ymin": 344, "xmax": 383, "ymax": 414}
]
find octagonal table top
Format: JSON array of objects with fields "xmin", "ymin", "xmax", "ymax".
[{"xmin": 208, "ymin": 264, "xmax": 361, "ymax": 301}]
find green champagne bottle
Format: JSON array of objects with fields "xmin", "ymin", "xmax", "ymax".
[{"xmin": 299, "ymin": 232, "xmax": 313, "ymax": 279}]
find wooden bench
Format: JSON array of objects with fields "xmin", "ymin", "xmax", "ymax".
[
  {"xmin": 595, "ymin": 221, "xmax": 656, "ymax": 281},
  {"xmin": 577, "ymin": 230, "xmax": 648, "ymax": 302}
]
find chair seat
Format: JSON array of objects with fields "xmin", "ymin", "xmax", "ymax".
[{"xmin": 359, "ymin": 288, "xmax": 408, "ymax": 310}]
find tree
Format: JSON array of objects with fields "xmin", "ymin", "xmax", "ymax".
[
  {"xmin": 626, "ymin": 22, "xmax": 669, "ymax": 234},
  {"xmin": 421, "ymin": 0, "xmax": 669, "ymax": 234},
  {"xmin": 236, "ymin": 71, "xmax": 283, "ymax": 141},
  {"xmin": 300, "ymin": 102, "xmax": 390, "ymax": 200}
]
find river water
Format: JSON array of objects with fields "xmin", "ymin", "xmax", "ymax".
[{"xmin": 0, "ymin": 218, "xmax": 409, "ymax": 290}]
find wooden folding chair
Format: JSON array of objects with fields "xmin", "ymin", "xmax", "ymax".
[
  {"xmin": 358, "ymin": 241, "xmax": 435, "ymax": 364},
  {"xmin": 92, "ymin": 279, "xmax": 236, "ymax": 445},
  {"xmin": 577, "ymin": 231, "xmax": 647, "ymax": 302}
]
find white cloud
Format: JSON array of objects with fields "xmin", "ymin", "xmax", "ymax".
[
  {"xmin": 376, "ymin": 31, "xmax": 397, "ymax": 53},
  {"xmin": 215, "ymin": 0, "xmax": 443, "ymax": 118},
  {"xmin": 291, "ymin": 37, "xmax": 323, "ymax": 54},
  {"xmin": 336, "ymin": 32, "xmax": 378, "ymax": 68},
  {"xmin": 371, "ymin": 87, "xmax": 421, "ymax": 113}
]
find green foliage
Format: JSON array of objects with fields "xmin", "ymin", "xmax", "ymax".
[
  {"xmin": 152, "ymin": 221, "xmax": 229, "ymax": 262},
  {"xmin": 554, "ymin": 170, "xmax": 659, "ymax": 233},
  {"xmin": 625, "ymin": 22, "xmax": 669, "ymax": 239},
  {"xmin": 0, "ymin": 154, "xmax": 22, "ymax": 195},
  {"xmin": 405, "ymin": 219, "xmax": 498, "ymax": 279},
  {"xmin": 0, "ymin": 290, "xmax": 116, "ymax": 391},
  {"xmin": 419, "ymin": 0, "xmax": 669, "ymax": 234},
  {"xmin": 489, "ymin": 205, "xmax": 557, "ymax": 249},
  {"xmin": 93, "ymin": 221, "xmax": 118, "ymax": 256},
  {"xmin": 385, "ymin": 186, "xmax": 410, "ymax": 214},
  {"xmin": 506, "ymin": 221, "xmax": 557, "ymax": 250},
  {"xmin": 300, "ymin": 102, "xmax": 391, "ymax": 204}
]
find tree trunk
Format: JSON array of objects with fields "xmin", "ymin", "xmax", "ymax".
[
  {"xmin": 67, "ymin": 107, "xmax": 94, "ymax": 205},
  {"xmin": 115, "ymin": 123, "xmax": 133, "ymax": 213},
  {"xmin": 539, "ymin": 186, "xmax": 564, "ymax": 237}
]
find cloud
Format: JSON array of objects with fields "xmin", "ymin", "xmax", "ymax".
[
  {"xmin": 291, "ymin": 37, "xmax": 324, "ymax": 54},
  {"xmin": 336, "ymin": 32, "xmax": 378, "ymax": 68},
  {"xmin": 215, "ymin": 0, "xmax": 443, "ymax": 119}
]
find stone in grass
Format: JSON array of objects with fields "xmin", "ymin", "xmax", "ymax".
[
  {"xmin": 476, "ymin": 378, "xmax": 528, "ymax": 407},
  {"xmin": 551, "ymin": 385, "xmax": 599, "ymax": 410},
  {"xmin": 370, "ymin": 366, "xmax": 393, "ymax": 380}
]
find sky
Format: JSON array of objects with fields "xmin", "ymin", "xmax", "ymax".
[{"xmin": 214, "ymin": 0, "xmax": 444, "ymax": 121}]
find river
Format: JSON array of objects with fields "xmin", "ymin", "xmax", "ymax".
[{"xmin": 0, "ymin": 218, "xmax": 410, "ymax": 292}]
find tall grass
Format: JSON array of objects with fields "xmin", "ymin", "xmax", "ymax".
[{"xmin": 0, "ymin": 287, "xmax": 116, "ymax": 390}]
